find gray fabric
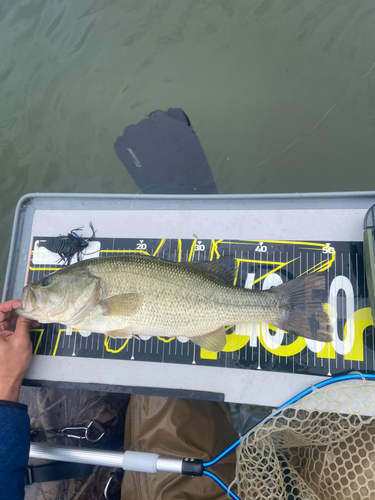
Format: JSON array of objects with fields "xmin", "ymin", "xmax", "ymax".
[{"xmin": 121, "ymin": 395, "xmax": 237, "ymax": 500}]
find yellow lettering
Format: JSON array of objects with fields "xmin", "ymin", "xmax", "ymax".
[
  {"xmin": 259, "ymin": 324, "xmax": 307, "ymax": 357},
  {"xmin": 200, "ymin": 349, "xmax": 218, "ymax": 360},
  {"xmin": 317, "ymin": 342, "xmax": 335, "ymax": 359},
  {"xmin": 344, "ymin": 307, "xmax": 373, "ymax": 362},
  {"xmin": 200, "ymin": 330, "xmax": 251, "ymax": 359},
  {"xmin": 199, "ymin": 307, "xmax": 373, "ymax": 361},
  {"xmin": 222, "ymin": 332, "xmax": 251, "ymax": 353}
]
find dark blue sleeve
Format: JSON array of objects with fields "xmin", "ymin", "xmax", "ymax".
[{"xmin": 0, "ymin": 401, "xmax": 30, "ymax": 500}]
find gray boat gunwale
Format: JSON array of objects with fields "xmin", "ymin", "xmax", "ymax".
[{"xmin": 4, "ymin": 190, "xmax": 375, "ymax": 302}]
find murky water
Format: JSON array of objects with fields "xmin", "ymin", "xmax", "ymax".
[{"xmin": 1, "ymin": 0, "xmax": 375, "ymax": 292}]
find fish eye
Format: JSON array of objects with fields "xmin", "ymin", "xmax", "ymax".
[{"xmin": 42, "ymin": 276, "xmax": 52, "ymax": 287}]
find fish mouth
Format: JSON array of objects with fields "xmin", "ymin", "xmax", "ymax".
[
  {"xmin": 23, "ymin": 286, "xmax": 47, "ymax": 310},
  {"xmin": 15, "ymin": 286, "xmax": 48, "ymax": 321}
]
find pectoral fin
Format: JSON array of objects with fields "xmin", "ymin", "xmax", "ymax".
[
  {"xmin": 100, "ymin": 293, "xmax": 142, "ymax": 317},
  {"xmin": 190, "ymin": 327, "xmax": 227, "ymax": 352}
]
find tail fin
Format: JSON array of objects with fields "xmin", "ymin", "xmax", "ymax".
[{"xmin": 271, "ymin": 274, "xmax": 333, "ymax": 343}]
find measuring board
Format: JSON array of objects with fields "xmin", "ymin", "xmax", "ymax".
[{"xmin": 3, "ymin": 193, "xmax": 375, "ymax": 406}]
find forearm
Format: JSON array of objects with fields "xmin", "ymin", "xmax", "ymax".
[
  {"xmin": 0, "ymin": 402, "xmax": 30, "ymax": 500},
  {"xmin": 0, "ymin": 300, "xmax": 33, "ymax": 498}
]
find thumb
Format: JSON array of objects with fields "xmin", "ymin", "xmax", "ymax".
[
  {"xmin": 17, "ymin": 316, "xmax": 32, "ymax": 329},
  {"xmin": 12, "ymin": 316, "xmax": 32, "ymax": 345}
]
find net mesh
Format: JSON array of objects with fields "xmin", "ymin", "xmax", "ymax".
[{"xmin": 234, "ymin": 378, "xmax": 375, "ymax": 500}]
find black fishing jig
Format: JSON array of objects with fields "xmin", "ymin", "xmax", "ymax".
[{"xmin": 38, "ymin": 222, "xmax": 96, "ymax": 266}]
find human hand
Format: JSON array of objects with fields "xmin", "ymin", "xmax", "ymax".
[{"xmin": 0, "ymin": 299, "xmax": 36, "ymax": 402}]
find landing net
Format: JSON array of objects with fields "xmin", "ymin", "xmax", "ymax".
[{"xmin": 234, "ymin": 376, "xmax": 375, "ymax": 500}]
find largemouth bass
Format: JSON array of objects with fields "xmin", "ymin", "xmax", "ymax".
[{"xmin": 16, "ymin": 255, "xmax": 333, "ymax": 352}]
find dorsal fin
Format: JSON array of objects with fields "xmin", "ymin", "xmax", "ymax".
[{"xmin": 180, "ymin": 257, "xmax": 235, "ymax": 285}]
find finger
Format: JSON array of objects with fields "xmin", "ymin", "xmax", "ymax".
[
  {"xmin": 0, "ymin": 330, "xmax": 14, "ymax": 341},
  {"xmin": 0, "ymin": 311, "xmax": 11, "ymax": 323},
  {"xmin": 0, "ymin": 321, "xmax": 12, "ymax": 333},
  {"xmin": 9, "ymin": 314, "xmax": 19, "ymax": 330},
  {"xmin": 11, "ymin": 316, "xmax": 32, "ymax": 347},
  {"xmin": 0, "ymin": 310, "xmax": 20, "ymax": 327},
  {"xmin": 0, "ymin": 300, "xmax": 23, "ymax": 321},
  {"xmin": 6, "ymin": 315, "xmax": 37, "ymax": 334},
  {"xmin": 0, "ymin": 299, "xmax": 22, "ymax": 313}
]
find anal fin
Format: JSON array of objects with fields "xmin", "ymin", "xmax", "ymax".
[
  {"xmin": 190, "ymin": 327, "xmax": 227, "ymax": 352},
  {"xmin": 106, "ymin": 328, "xmax": 133, "ymax": 338}
]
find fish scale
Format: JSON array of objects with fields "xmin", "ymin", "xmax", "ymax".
[{"xmin": 83, "ymin": 257, "xmax": 281, "ymax": 333}]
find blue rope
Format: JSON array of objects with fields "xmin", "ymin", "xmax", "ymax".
[
  {"xmin": 278, "ymin": 373, "xmax": 375, "ymax": 411},
  {"xmin": 203, "ymin": 471, "xmax": 240, "ymax": 500},
  {"xmin": 203, "ymin": 438, "xmax": 241, "ymax": 467}
]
